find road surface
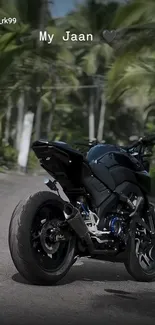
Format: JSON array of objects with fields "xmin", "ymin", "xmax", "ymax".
[{"xmin": 0, "ymin": 172, "xmax": 155, "ymax": 325}]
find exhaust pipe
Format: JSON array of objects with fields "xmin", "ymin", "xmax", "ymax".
[
  {"xmin": 64, "ymin": 202, "xmax": 94, "ymax": 253},
  {"xmin": 64, "ymin": 203, "xmax": 118, "ymax": 256}
]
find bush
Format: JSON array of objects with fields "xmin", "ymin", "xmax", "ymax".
[
  {"xmin": 0, "ymin": 144, "xmax": 17, "ymax": 169},
  {"xmin": 27, "ymin": 150, "xmax": 39, "ymax": 170},
  {"xmin": 0, "ymin": 145, "xmax": 39, "ymax": 171},
  {"xmin": 150, "ymin": 166, "xmax": 155, "ymax": 196}
]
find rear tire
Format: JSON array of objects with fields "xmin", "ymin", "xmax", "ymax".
[{"xmin": 8, "ymin": 191, "xmax": 76, "ymax": 285}]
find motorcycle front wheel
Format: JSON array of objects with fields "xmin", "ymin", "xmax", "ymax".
[
  {"xmin": 8, "ymin": 191, "xmax": 76, "ymax": 285},
  {"xmin": 124, "ymin": 217, "xmax": 155, "ymax": 282}
]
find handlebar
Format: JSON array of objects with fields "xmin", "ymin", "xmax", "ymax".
[
  {"xmin": 123, "ymin": 134, "xmax": 155, "ymax": 151},
  {"xmin": 141, "ymin": 134, "xmax": 155, "ymax": 145},
  {"xmin": 74, "ymin": 135, "xmax": 155, "ymax": 153}
]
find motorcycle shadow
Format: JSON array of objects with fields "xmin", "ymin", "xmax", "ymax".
[
  {"xmin": 12, "ymin": 258, "xmax": 131, "ymax": 286},
  {"xmin": 91, "ymin": 290, "xmax": 155, "ymax": 322}
]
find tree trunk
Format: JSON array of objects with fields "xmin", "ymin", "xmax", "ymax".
[
  {"xmin": 97, "ymin": 92, "xmax": 106, "ymax": 141},
  {"xmin": 15, "ymin": 91, "xmax": 25, "ymax": 151},
  {"xmin": 47, "ymin": 111, "xmax": 54, "ymax": 136},
  {"xmin": 3, "ymin": 96, "xmax": 12, "ymax": 145},
  {"xmin": 88, "ymin": 93, "xmax": 95, "ymax": 141},
  {"xmin": 34, "ymin": 97, "xmax": 42, "ymax": 140},
  {"xmin": 47, "ymin": 91, "xmax": 56, "ymax": 136},
  {"xmin": 34, "ymin": 0, "xmax": 47, "ymax": 141},
  {"xmin": 17, "ymin": 112, "xmax": 34, "ymax": 173}
]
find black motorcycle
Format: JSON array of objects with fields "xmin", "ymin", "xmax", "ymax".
[{"xmin": 8, "ymin": 135, "xmax": 155, "ymax": 284}]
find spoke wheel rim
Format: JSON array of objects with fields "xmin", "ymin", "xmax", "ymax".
[{"xmin": 135, "ymin": 234, "xmax": 155, "ymax": 273}]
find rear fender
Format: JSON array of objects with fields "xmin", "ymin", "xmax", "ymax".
[{"xmin": 32, "ymin": 141, "xmax": 69, "ymax": 164}]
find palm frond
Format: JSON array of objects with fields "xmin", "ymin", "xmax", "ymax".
[
  {"xmin": 112, "ymin": 0, "xmax": 155, "ymax": 28},
  {"xmin": 107, "ymin": 54, "xmax": 155, "ymax": 102}
]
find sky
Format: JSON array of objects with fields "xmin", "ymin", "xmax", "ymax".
[
  {"xmin": 51, "ymin": 0, "xmax": 126, "ymax": 17},
  {"xmin": 52, "ymin": 0, "xmax": 84, "ymax": 17}
]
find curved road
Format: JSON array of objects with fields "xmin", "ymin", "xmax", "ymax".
[{"xmin": 0, "ymin": 173, "xmax": 155, "ymax": 325}]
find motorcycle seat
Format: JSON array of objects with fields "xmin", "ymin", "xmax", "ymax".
[{"xmin": 33, "ymin": 139, "xmax": 85, "ymax": 159}]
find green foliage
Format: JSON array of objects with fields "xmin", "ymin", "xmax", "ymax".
[
  {"xmin": 150, "ymin": 166, "xmax": 155, "ymax": 195},
  {"xmin": 112, "ymin": 0, "xmax": 155, "ymax": 28},
  {"xmin": 1, "ymin": 0, "xmax": 155, "ymax": 175},
  {"xmin": 0, "ymin": 144, "xmax": 17, "ymax": 168},
  {"xmin": 27, "ymin": 150, "xmax": 39, "ymax": 170}
]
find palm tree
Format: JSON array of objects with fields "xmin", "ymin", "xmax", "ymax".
[
  {"xmin": 0, "ymin": 0, "xmax": 79, "ymax": 145},
  {"xmin": 0, "ymin": 0, "xmax": 44, "ymax": 146},
  {"xmin": 62, "ymin": 0, "xmax": 119, "ymax": 141},
  {"xmin": 106, "ymin": 0, "xmax": 155, "ymax": 132},
  {"xmin": 112, "ymin": 0, "xmax": 155, "ymax": 29},
  {"xmin": 107, "ymin": 0, "xmax": 155, "ymax": 98},
  {"xmin": 33, "ymin": 0, "xmax": 49, "ymax": 141}
]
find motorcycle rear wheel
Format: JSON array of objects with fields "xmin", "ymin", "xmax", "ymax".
[{"xmin": 8, "ymin": 191, "xmax": 76, "ymax": 285}]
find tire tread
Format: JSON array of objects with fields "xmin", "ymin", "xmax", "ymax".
[{"xmin": 8, "ymin": 191, "xmax": 75, "ymax": 285}]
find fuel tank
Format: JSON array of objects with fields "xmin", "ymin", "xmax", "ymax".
[{"xmin": 87, "ymin": 144, "xmax": 151, "ymax": 194}]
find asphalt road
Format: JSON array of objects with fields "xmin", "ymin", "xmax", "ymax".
[{"xmin": 0, "ymin": 172, "xmax": 155, "ymax": 325}]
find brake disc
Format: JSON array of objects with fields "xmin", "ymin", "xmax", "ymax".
[{"xmin": 40, "ymin": 222, "xmax": 60, "ymax": 254}]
